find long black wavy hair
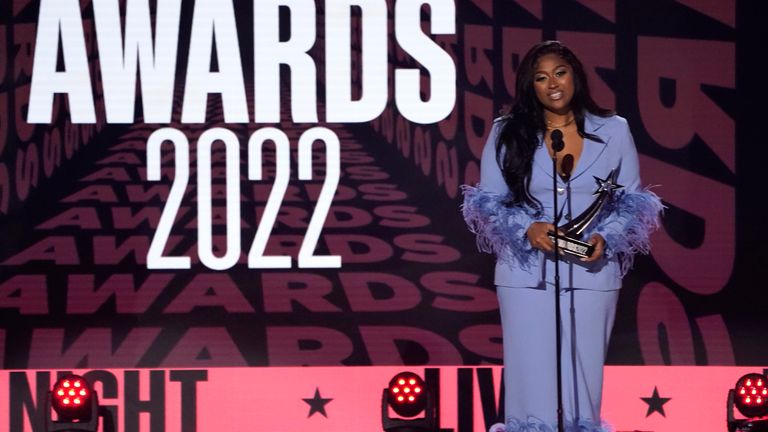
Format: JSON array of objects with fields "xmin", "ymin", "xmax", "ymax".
[{"xmin": 497, "ymin": 40, "xmax": 613, "ymax": 209}]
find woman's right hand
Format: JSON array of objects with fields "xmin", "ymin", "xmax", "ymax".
[{"xmin": 526, "ymin": 222, "xmax": 557, "ymax": 252}]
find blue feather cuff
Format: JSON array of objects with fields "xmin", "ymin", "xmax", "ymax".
[
  {"xmin": 460, "ymin": 185, "xmax": 541, "ymax": 269},
  {"xmin": 588, "ymin": 187, "xmax": 663, "ymax": 276}
]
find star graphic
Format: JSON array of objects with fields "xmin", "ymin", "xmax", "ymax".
[
  {"xmin": 592, "ymin": 169, "xmax": 623, "ymax": 196},
  {"xmin": 641, "ymin": 386, "xmax": 671, "ymax": 417},
  {"xmin": 303, "ymin": 387, "xmax": 332, "ymax": 418}
]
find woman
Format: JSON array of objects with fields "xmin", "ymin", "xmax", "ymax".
[{"xmin": 462, "ymin": 41, "xmax": 662, "ymax": 431}]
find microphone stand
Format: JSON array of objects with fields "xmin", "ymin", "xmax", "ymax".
[
  {"xmin": 549, "ymin": 129, "xmax": 565, "ymax": 432},
  {"xmin": 561, "ymin": 155, "xmax": 578, "ymax": 423}
]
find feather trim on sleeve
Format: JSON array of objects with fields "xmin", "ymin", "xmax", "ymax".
[
  {"xmin": 589, "ymin": 187, "xmax": 664, "ymax": 276},
  {"xmin": 460, "ymin": 184, "xmax": 540, "ymax": 268}
]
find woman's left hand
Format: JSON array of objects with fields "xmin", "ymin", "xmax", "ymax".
[{"xmin": 580, "ymin": 233, "xmax": 605, "ymax": 262}]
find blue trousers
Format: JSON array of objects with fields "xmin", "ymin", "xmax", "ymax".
[{"xmin": 497, "ymin": 285, "xmax": 619, "ymax": 431}]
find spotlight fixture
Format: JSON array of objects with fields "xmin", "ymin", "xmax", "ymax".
[
  {"xmin": 381, "ymin": 371, "xmax": 437, "ymax": 432},
  {"xmin": 727, "ymin": 372, "xmax": 768, "ymax": 432},
  {"xmin": 46, "ymin": 374, "xmax": 100, "ymax": 432},
  {"xmin": 388, "ymin": 372, "xmax": 427, "ymax": 417}
]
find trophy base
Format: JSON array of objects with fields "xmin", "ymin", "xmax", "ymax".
[{"xmin": 547, "ymin": 232, "xmax": 595, "ymax": 258}]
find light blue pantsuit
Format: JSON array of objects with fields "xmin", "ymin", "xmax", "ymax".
[
  {"xmin": 497, "ymin": 285, "xmax": 618, "ymax": 430},
  {"xmin": 462, "ymin": 113, "xmax": 663, "ymax": 431}
]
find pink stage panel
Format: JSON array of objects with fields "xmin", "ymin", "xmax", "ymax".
[{"xmin": 1, "ymin": 365, "xmax": 764, "ymax": 431}]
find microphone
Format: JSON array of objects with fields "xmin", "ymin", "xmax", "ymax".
[
  {"xmin": 550, "ymin": 129, "xmax": 564, "ymax": 152},
  {"xmin": 560, "ymin": 154, "xmax": 574, "ymax": 182}
]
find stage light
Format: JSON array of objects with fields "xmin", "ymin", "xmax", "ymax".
[
  {"xmin": 735, "ymin": 374, "xmax": 768, "ymax": 418},
  {"xmin": 388, "ymin": 372, "xmax": 427, "ymax": 417},
  {"xmin": 727, "ymin": 372, "xmax": 768, "ymax": 432},
  {"xmin": 381, "ymin": 371, "xmax": 437, "ymax": 432},
  {"xmin": 46, "ymin": 374, "xmax": 100, "ymax": 432}
]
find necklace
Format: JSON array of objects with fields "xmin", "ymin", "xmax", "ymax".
[{"xmin": 546, "ymin": 116, "xmax": 575, "ymax": 129}]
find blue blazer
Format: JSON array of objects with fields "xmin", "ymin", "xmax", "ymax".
[{"xmin": 462, "ymin": 113, "xmax": 663, "ymax": 290}]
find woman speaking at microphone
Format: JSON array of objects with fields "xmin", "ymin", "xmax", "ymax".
[{"xmin": 461, "ymin": 40, "xmax": 663, "ymax": 432}]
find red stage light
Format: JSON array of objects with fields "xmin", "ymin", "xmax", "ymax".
[
  {"xmin": 387, "ymin": 372, "xmax": 426, "ymax": 417},
  {"xmin": 381, "ymin": 371, "xmax": 438, "ymax": 432},
  {"xmin": 51, "ymin": 375, "xmax": 93, "ymax": 422},
  {"xmin": 734, "ymin": 373, "xmax": 768, "ymax": 418}
]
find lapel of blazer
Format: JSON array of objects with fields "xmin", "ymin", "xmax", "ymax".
[{"xmin": 571, "ymin": 112, "xmax": 609, "ymax": 180}]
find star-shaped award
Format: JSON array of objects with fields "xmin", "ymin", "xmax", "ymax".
[
  {"xmin": 641, "ymin": 386, "xmax": 671, "ymax": 417},
  {"xmin": 592, "ymin": 168, "xmax": 623, "ymax": 196},
  {"xmin": 303, "ymin": 387, "xmax": 333, "ymax": 418}
]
